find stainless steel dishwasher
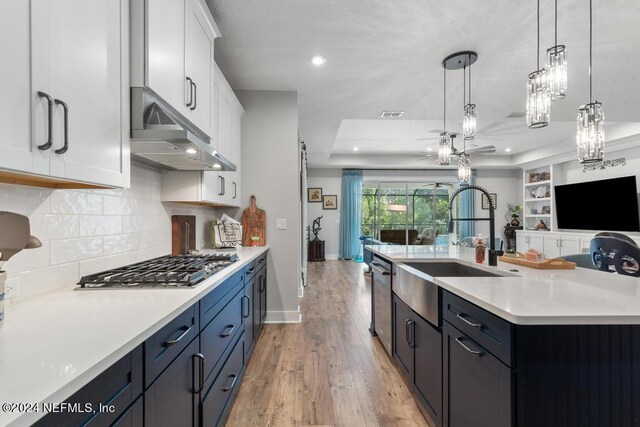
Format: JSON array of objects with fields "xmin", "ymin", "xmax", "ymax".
[{"xmin": 372, "ymin": 256, "xmax": 392, "ymax": 355}]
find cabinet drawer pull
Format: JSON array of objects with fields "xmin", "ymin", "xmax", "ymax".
[
  {"xmin": 259, "ymin": 276, "xmax": 265, "ymax": 293},
  {"xmin": 455, "ymin": 336, "xmax": 483, "ymax": 357},
  {"xmin": 54, "ymin": 99, "xmax": 69, "ymax": 154},
  {"xmin": 258, "ymin": 258, "xmax": 265, "ymax": 264},
  {"xmin": 37, "ymin": 91, "xmax": 54, "ymax": 150},
  {"xmin": 190, "ymin": 80, "xmax": 197, "ymax": 111},
  {"xmin": 408, "ymin": 320, "xmax": 416, "ymax": 348},
  {"xmin": 405, "ymin": 319, "xmax": 411, "ymax": 345},
  {"xmin": 186, "ymin": 77, "xmax": 194, "ymax": 107},
  {"xmin": 194, "ymin": 353, "xmax": 205, "ymax": 393},
  {"xmin": 242, "ymin": 295, "xmax": 250, "ymax": 318},
  {"xmin": 222, "ymin": 374, "xmax": 238, "ymax": 392},
  {"xmin": 220, "ymin": 324, "xmax": 235, "ymax": 338},
  {"xmin": 247, "ymin": 267, "xmax": 255, "ymax": 274},
  {"xmin": 457, "ymin": 313, "xmax": 483, "ymax": 329},
  {"xmin": 164, "ymin": 325, "xmax": 193, "ymax": 347}
]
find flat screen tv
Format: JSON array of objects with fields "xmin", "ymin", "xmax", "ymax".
[{"xmin": 555, "ymin": 176, "xmax": 640, "ymax": 232}]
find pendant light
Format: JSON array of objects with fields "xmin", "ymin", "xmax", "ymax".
[
  {"xmin": 458, "ymin": 138, "xmax": 471, "ymax": 184},
  {"xmin": 546, "ymin": 0, "xmax": 567, "ymax": 100},
  {"xmin": 526, "ymin": 0, "xmax": 551, "ymax": 128},
  {"xmin": 438, "ymin": 64, "xmax": 452, "ymax": 166},
  {"xmin": 577, "ymin": 0, "xmax": 604, "ymax": 163},
  {"xmin": 462, "ymin": 54, "xmax": 476, "ymax": 140}
]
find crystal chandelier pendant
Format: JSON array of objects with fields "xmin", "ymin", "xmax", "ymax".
[
  {"xmin": 458, "ymin": 155, "xmax": 471, "ymax": 184},
  {"xmin": 463, "ymin": 103, "xmax": 476, "ymax": 140},
  {"xmin": 438, "ymin": 132, "xmax": 452, "ymax": 165},
  {"xmin": 576, "ymin": 101, "xmax": 604, "ymax": 163},
  {"xmin": 526, "ymin": 69, "xmax": 550, "ymax": 128},
  {"xmin": 546, "ymin": 45, "xmax": 567, "ymax": 101}
]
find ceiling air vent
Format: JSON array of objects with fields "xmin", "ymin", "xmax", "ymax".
[{"xmin": 380, "ymin": 111, "xmax": 404, "ymax": 118}]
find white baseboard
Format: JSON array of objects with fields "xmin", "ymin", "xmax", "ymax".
[
  {"xmin": 264, "ymin": 305, "xmax": 302, "ymax": 323},
  {"xmin": 326, "ymin": 254, "xmax": 338, "ymax": 260},
  {"xmin": 298, "ymin": 285, "xmax": 304, "ymax": 298}
]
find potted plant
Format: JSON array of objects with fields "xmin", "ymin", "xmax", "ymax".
[{"xmin": 505, "ymin": 203, "xmax": 522, "ymax": 226}]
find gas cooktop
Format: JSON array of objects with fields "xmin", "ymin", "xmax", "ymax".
[{"xmin": 77, "ymin": 253, "xmax": 239, "ymax": 289}]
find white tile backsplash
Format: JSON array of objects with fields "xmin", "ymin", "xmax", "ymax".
[{"xmin": 2, "ymin": 164, "xmax": 220, "ymax": 302}]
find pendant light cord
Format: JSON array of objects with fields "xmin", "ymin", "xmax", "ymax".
[
  {"xmin": 443, "ymin": 66, "xmax": 447, "ymax": 131},
  {"xmin": 463, "ymin": 64, "xmax": 466, "ymax": 110},
  {"xmin": 537, "ymin": 0, "xmax": 540, "ymax": 70},
  {"xmin": 554, "ymin": 0, "xmax": 558, "ymax": 47},
  {"xmin": 468, "ymin": 54, "xmax": 472, "ymax": 103},
  {"xmin": 589, "ymin": 0, "xmax": 593, "ymax": 103}
]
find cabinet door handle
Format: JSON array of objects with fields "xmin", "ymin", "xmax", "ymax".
[
  {"xmin": 53, "ymin": 99, "xmax": 69, "ymax": 154},
  {"xmin": 408, "ymin": 321, "xmax": 416, "ymax": 348},
  {"xmin": 259, "ymin": 275, "xmax": 265, "ymax": 293},
  {"xmin": 233, "ymin": 182, "xmax": 237, "ymax": 199},
  {"xmin": 455, "ymin": 336, "xmax": 483, "ymax": 357},
  {"xmin": 186, "ymin": 77, "xmax": 193, "ymax": 107},
  {"xmin": 222, "ymin": 374, "xmax": 238, "ymax": 392},
  {"xmin": 164, "ymin": 324, "xmax": 193, "ymax": 347},
  {"xmin": 218, "ymin": 176, "xmax": 224, "ymax": 196},
  {"xmin": 194, "ymin": 353, "xmax": 205, "ymax": 393},
  {"xmin": 221, "ymin": 176, "xmax": 225, "ymax": 195},
  {"xmin": 37, "ymin": 91, "xmax": 54, "ymax": 150},
  {"xmin": 457, "ymin": 313, "xmax": 483, "ymax": 329},
  {"xmin": 242, "ymin": 295, "xmax": 250, "ymax": 318},
  {"xmin": 190, "ymin": 81, "xmax": 197, "ymax": 111},
  {"xmin": 220, "ymin": 324, "xmax": 235, "ymax": 338},
  {"xmin": 405, "ymin": 319, "xmax": 411, "ymax": 345}
]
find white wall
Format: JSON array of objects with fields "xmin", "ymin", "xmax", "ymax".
[
  {"xmin": 236, "ymin": 90, "xmax": 301, "ymax": 323},
  {"xmin": 561, "ymin": 143, "xmax": 640, "ymax": 188},
  {"xmin": 307, "ymin": 169, "xmax": 342, "ymax": 259},
  {"xmin": 1, "ymin": 164, "xmax": 218, "ymax": 302},
  {"xmin": 475, "ymin": 169, "xmax": 523, "ymax": 241}
]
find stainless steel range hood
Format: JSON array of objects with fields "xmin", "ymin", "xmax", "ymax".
[{"xmin": 130, "ymin": 87, "xmax": 236, "ymax": 171}]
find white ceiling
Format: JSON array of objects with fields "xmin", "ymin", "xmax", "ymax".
[{"xmin": 207, "ymin": 0, "xmax": 640, "ymax": 169}]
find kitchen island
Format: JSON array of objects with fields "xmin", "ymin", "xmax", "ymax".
[
  {"xmin": 0, "ymin": 246, "xmax": 269, "ymax": 427},
  {"xmin": 366, "ymin": 244, "xmax": 640, "ymax": 427}
]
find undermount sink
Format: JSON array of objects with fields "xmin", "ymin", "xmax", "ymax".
[{"xmin": 404, "ymin": 262, "xmax": 504, "ymax": 278}]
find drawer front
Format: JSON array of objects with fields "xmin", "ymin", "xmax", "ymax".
[
  {"xmin": 255, "ymin": 253, "xmax": 267, "ymax": 272},
  {"xmin": 145, "ymin": 304, "xmax": 199, "ymax": 388},
  {"xmin": 200, "ymin": 287, "xmax": 244, "ymax": 383},
  {"xmin": 200, "ymin": 269, "xmax": 244, "ymax": 329},
  {"xmin": 112, "ymin": 395, "xmax": 143, "ymax": 427},
  {"xmin": 244, "ymin": 258, "xmax": 258, "ymax": 281},
  {"xmin": 34, "ymin": 345, "xmax": 143, "ymax": 427},
  {"xmin": 444, "ymin": 292, "xmax": 513, "ymax": 367},
  {"xmin": 201, "ymin": 333, "xmax": 245, "ymax": 427}
]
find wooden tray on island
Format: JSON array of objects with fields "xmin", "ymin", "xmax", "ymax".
[{"xmin": 498, "ymin": 252, "xmax": 576, "ymax": 269}]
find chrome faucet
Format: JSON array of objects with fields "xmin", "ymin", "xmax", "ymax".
[{"xmin": 448, "ymin": 185, "xmax": 500, "ymax": 266}]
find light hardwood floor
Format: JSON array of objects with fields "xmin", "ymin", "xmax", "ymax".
[{"xmin": 225, "ymin": 260, "xmax": 431, "ymax": 427}]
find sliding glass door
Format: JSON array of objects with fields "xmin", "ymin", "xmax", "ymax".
[{"xmin": 361, "ymin": 180, "xmax": 457, "ymax": 248}]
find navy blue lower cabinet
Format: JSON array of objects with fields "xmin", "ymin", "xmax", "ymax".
[
  {"xmin": 252, "ymin": 272, "xmax": 262, "ymax": 339},
  {"xmin": 201, "ymin": 332, "xmax": 245, "ymax": 427},
  {"xmin": 392, "ymin": 293, "xmax": 414, "ymax": 380},
  {"xmin": 258, "ymin": 267, "xmax": 267, "ymax": 325},
  {"xmin": 413, "ymin": 314, "xmax": 442, "ymax": 427},
  {"xmin": 443, "ymin": 321, "xmax": 513, "ymax": 427},
  {"xmin": 145, "ymin": 339, "xmax": 199, "ymax": 427},
  {"xmin": 244, "ymin": 276, "xmax": 256, "ymax": 357},
  {"xmin": 33, "ymin": 345, "xmax": 143, "ymax": 427},
  {"xmin": 111, "ymin": 395, "xmax": 143, "ymax": 427}
]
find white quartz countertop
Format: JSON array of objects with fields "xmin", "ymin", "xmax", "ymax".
[
  {"xmin": 0, "ymin": 246, "xmax": 269, "ymax": 427},
  {"xmin": 366, "ymin": 244, "xmax": 640, "ymax": 326}
]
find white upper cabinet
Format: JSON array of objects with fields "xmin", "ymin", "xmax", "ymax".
[
  {"xmin": 0, "ymin": 0, "xmax": 129, "ymax": 188},
  {"xmin": 0, "ymin": 1, "xmax": 33, "ymax": 174},
  {"xmin": 146, "ymin": 0, "xmax": 187, "ymax": 112},
  {"xmin": 143, "ymin": 0, "xmax": 219, "ymax": 137}
]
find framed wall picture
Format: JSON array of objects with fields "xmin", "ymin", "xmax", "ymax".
[
  {"xmin": 481, "ymin": 193, "xmax": 497, "ymax": 210},
  {"xmin": 308, "ymin": 187, "xmax": 322, "ymax": 203},
  {"xmin": 323, "ymin": 195, "xmax": 337, "ymax": 210}
]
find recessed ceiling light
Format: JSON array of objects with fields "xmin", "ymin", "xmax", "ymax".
[
  {"xmin": 213, "ymin": 164, "xmax": 221, "ymax": 168},
  {"xmin": 353, "ymin": 147, "xmax": 359, "ymax": 152},
  {"xmin": 186, "ymin": 148, "xmax": 197, "ymax": 154},
  {"xmin": 427, "ymin": 147, "xmax": 433, "ymax": 152},
  {"xmin": 311, "ymin": 54, "xmax": 327, "ymax": 66},
  {"xmin": 505, "ymin": 148, "xmax": 512, "ymax": 152}
]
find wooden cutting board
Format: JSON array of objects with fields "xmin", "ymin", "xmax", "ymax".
[
  {"xmin": 172, "ymin": 215, "xmax": 196, "ymax": 255},
  {"xmin": 499, "ymin": 252, "xmax": 576, "ymax": 269},
  {"xmin": 241, "ymin": 195, "xmax": 266, "ymax": 246}
]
